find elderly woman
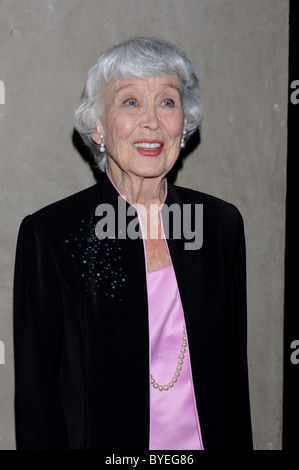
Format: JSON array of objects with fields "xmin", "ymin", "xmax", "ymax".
[{"xmin": 14, "ymin": 37, "xmax": 252, "ymax": 450}]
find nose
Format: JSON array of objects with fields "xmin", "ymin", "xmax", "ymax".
[{"xmin": 140, "ymin": 103, "xmax": 161, "ymax": 131}]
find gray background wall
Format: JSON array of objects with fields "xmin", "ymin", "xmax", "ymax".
[{"xmin": 0, "ymin": 0, "xmax": 289, "ymax": 450}]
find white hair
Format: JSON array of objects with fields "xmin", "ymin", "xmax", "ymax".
[{"xmin": 74, "ymin": 36, "xmax": 203, "ymax": 171}]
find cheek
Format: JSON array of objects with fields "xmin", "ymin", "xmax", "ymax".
[
  {"xmin": 104, "ymin": 113, "xmax": 137, "ymax": 166},
  {"xmin": 106, "ymin": 113, "xmax": 137, "ymax": 144},
  {"xmin": 163, "ymin": 113, "xmax": 184, "ymax": 140}
]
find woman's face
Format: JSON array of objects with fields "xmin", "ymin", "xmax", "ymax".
[{"xmin": 95, "ymin": 74, "xmax": 186, "ymax": 180}]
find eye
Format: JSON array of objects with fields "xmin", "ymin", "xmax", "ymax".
[
  {"xmin": 125, "ymin": 98, "xmax": 138, "ymax": 107},
  {"xmin": 162, "ymin": 98, "xmax": 175, "ymax": 107}
]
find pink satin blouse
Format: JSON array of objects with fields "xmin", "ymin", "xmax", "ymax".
[{"xmin": 146, "ymin": 263, "xmax": 204, "ymax": 450}]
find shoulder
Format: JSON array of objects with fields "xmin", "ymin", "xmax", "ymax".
[
  {"xmin": 169, "ymin": 182, "xmax": 243, "ymax": 228},
  {"xmin": 33, "ymin": 184, "xmax": 99, "ymax": 223},
  {"xmin": 169, "ymin": 183, "xmax": 246, "ymax": 262},
  {"xmin": 18, "ymin": 184, "xmax": 100, "ymax": 244}
]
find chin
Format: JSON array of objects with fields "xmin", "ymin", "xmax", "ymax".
[
  {"xmin": 131, "ymin": 163, "xmax": 167, "ymax": 179},
  {"xmin": 131, "ymin": 156, "xmax": 173, "ymax": 178}
]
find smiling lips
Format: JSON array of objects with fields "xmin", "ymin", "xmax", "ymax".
[{"xmin": 133, "ymin": 140, "xmax": 164, "ymax": 156}]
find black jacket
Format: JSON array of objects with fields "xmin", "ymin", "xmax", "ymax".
[{"xmin": 13, "ymin": 172, "xmax": 253, "ymax": 450}]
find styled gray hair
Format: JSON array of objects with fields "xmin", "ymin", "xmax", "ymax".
[{"xmin": 74, "ymin": 36, "xmax": 203, "ymax": 171}]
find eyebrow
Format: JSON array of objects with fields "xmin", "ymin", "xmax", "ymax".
[
  {"xmin": 112, "ymin": 83, "xmax": 136, "ymax": 98},
  {"xmin": 161, "ymin": 83, "xmax": 182, "ymax": 93},
  {"xmin": 112, "ymin": 81, "xmax": 182, "ymax": 99}
]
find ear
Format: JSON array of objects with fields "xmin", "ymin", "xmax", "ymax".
[
  {"xmin": 183, "ymin": 115, "xmax": 188, "ymax": 128},
  {"xmin": 91, "ymin": 119, "xmax": 104, "ymax": 144}
]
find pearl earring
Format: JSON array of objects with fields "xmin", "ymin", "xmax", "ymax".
[
  {"xmin": 180, "ymin": 129, "xmax": 187, "ymax": 149},
  {"xmin": 99, "ymin": 134, "xmax": 105, "ymax": 153}
]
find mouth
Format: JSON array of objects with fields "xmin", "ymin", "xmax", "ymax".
[{"xmin": 133, "ymin": 140, "xmax": 164, "ymax": 156}]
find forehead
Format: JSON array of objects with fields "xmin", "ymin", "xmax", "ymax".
[{"xmin": 106, "ymin": 74, "xmax": 182, "ymax": 98}]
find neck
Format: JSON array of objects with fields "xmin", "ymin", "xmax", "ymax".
[{"xmin": 106, "ymin": 165, "xmax": 166, "ymax": 210}]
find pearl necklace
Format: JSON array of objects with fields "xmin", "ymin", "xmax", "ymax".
[{"xmin": 150, "ymin": 329, "xmax": 187, "ymax": 391}]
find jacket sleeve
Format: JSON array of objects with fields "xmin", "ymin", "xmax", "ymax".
[
  {"xmin": 230, "ymin": 207, "xmax": 253, "ymax": 449},
  {"xmin": 13, "ymin": 215, "xmax": 70, "ymax": 450}
]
